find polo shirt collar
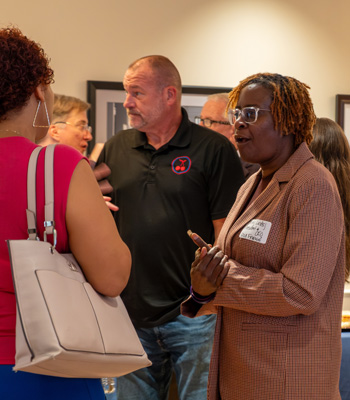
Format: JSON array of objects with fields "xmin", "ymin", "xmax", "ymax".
[{"xmin": 131, "ymin": 108, "xmax": 191, "ymax": 150}]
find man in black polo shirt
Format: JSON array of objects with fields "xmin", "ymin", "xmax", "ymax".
[{"xmin": 97, "ymin": 55, "xmax": 245, "ymax": 400}]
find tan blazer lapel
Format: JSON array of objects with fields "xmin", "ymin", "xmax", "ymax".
[
  {"xmin": 221, "ymin": 143, "xmax": 314, "ymax": 253},
  {"xmin": 228, "ymin": 179, "xmax": 280, "ymax": 240}
]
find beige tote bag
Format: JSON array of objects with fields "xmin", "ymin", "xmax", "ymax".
[{"xmin": 7, "ymin": 145, "xmax": 151, "ymax": 378}]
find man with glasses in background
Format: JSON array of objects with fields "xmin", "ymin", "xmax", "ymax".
[{"xmin": 196, "ymin": 93, "xmax": 259, "ymax": 179}]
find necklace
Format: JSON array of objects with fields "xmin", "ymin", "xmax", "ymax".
[{"xmin": 0, "ymin": 129, "xmax": 21, "ymax": 136}]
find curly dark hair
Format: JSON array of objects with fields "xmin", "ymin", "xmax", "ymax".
[
  {"xmin": 0, "ymin": 27, "xmax": 54, "ymax": 121},
  {"xmin": 228, "ymin": 73, "xmax": 316, "ymax": 146}
]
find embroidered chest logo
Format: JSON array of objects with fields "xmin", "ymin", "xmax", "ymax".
[{"xmin": 171, "ymin": 156, "xmax": 191, "ymax": 174}]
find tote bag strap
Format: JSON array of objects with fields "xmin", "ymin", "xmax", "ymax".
[
  {"xmin": 26, "ymin": 146, "xmax": 42, "ymax": 240},
  {"xmin": 43, "ymin": 144, "xmax": 57, "ymax": 247},
  {"xmin": 26, "ymin": 144, "xmax": 57, "ymax": 246}
]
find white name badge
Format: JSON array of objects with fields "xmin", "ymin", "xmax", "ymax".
[{"xmin": 239, "ymin": 219, "xmax": 272, "ymax": 244}]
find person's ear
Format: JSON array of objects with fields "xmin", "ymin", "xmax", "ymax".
[
  {"xmin": 33, "ymin": 84, "xmax": 46, "ymax": 103},
  {"xmin": 48, "ymin": 124, "xmax": 61, "ymax": 142},
  {"xmin": 165, "ymin": 86, "xmax": 177, "ymax": 105}
]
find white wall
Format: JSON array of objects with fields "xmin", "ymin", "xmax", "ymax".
[{"xmin": 1, "ymin": 0, "xmax": 350, "ymax": 118}]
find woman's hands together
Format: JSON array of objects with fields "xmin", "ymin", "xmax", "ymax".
[{"xmin": 190, "ymin": 246, "xmax": 229, "ymax": 297}]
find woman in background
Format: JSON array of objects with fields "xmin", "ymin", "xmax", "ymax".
[
  {"xmin": 0, "ymin": 27, "xmax": 131, "ymax": 399},
  {"xmin": 309, "ymin": 117, "xmax": 350, "ymax": 281}
]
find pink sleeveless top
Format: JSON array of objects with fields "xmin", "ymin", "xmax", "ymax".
[{"xmin": 0, "ymin": 137, "xmax": 84, "ymax": 363}]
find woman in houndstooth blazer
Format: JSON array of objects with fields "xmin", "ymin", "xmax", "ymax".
[{"xmin": 182, "ymin": 73, "xmax": 345, "ymax": 400}]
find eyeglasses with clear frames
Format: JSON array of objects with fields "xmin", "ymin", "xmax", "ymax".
[
  {"xmin": 55, "ymin": 121, "xmax": 92, "ymax": 133},
  {"xmin": 194, "ymin": 116, "xmax": 230, "ymax": 128},
  {"xmin": 227, "ymin": 107, "xmax": 271, "ymax": 125}
]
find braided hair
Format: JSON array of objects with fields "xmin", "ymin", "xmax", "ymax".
[{"xmin": 227, "ymin": 73, "xmax": 316, "ymax": 146}]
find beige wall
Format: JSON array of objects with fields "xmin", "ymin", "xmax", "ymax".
[{"xmin": 1, "ymin": 0, "xmax": 350, "ymax": 118}]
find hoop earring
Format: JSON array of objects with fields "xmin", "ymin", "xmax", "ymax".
[{"xmin": 32, "ymin": 100, "xmax": 51, "ymax": 128}]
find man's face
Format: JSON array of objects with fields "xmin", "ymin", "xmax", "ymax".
[
  {"xmin": 123, "ymin": 61, "xmax": 167, "ymax": 131},
  {"xmin": 200, "ymin": 99, "xmax": 235, "ymax": 143},
  {"xmin": 55, "ymin": 110, "xmax": 92, "ymax": 154}
]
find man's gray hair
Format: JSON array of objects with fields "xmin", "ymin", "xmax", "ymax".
[{"xmin": 207, "ymin": 92, "xmax": 230, "ymax": 102}]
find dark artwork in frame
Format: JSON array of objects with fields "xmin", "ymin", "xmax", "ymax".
[
  {"xmin": 336, "ymin": 94, "xmax": 350, "ymax": 143},
  {"xmin": 86, "ymin": 80, "xmax": 232, "ymax": 153}
]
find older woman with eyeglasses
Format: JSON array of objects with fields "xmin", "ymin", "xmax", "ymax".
[
  {"xmin": 182, "ymin": 73, "xmax": 345, "ymax": 399},
  {"xmin": 0, "ymin": 27, "xmax": 131, "ymax": 400},
  {"xmin": 38, "ymin": 94, "xmax": 93, "ymax": 154}
]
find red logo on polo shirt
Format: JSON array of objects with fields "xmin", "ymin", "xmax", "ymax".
[{"xmin": 171, "ymin": 156, "xmax": 191, "ymax": 174}]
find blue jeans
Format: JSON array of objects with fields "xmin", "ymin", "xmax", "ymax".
[{"xmin": 117, "ymin": 314, "xmax": 216, "ymax": 400}]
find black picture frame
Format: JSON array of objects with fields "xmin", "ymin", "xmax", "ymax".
[
  {"xmin": 87, "ymin": 80, "xmax": 232, "ymax": 153},
  {"xmin": 336, "ymin": 94, "xmax": 350, "ymax": 141}
]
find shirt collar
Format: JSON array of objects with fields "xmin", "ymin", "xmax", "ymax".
[{"xmin": 131, "ymin": 108, "xmax": 191, "ymax": 150}]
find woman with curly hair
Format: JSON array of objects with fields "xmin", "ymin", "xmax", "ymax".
[
  {"xmin": 0, "ymin": 27, "xmax": 131, "ymax": 399},
  {"xmin": 183, "ymin": 73, "xmax": 345, "ymax": 399}
]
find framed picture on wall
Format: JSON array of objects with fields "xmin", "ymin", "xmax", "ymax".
[
  {"xmin": 336, "ymin": 94, "xmax": 350, "ymax": 143},
  {"xmin": 86, "ymin": 80, "xmax": 232, "ymax": 153}
]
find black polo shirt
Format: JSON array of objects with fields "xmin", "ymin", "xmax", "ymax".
[{"xmin": 97, "ymin": 109, "xmax": 245, "ymax": 328}]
